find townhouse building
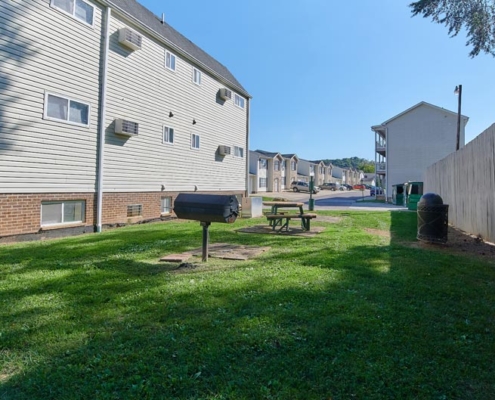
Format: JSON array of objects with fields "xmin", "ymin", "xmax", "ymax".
[
  {"xmin": 248, "ymin": 150, "xmax": 284, "ymax": 193},
  {"xmin": 1, "ymin": 0, "xmax": 250, "ymax": 239},
  {"xmin": 281, "ymin": 154, "xmax": 299, "ymax": 187},
  {"xmin": 371, "ymin": 101, "xmax": 468, "ymax": 198}
]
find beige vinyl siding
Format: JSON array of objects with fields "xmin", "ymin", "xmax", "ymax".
[
  {"xmin": 0, "ymin": 0, "xmax": 103, "ymax": 193},
  {"xmin": 103, "ymin": 14, "xmax": 247, "ymax": 192},
  {"xmin": 386, "ymin": 105, "xmax": 464, "ymax": 195}
]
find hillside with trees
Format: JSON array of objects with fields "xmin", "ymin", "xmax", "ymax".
[{"xmin": 324, "ymin": 157, "xmax": 375, "ymax": 173}]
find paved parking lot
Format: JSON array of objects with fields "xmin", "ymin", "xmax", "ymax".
[{"xmin": 254, "ymin": 189, "xmax": 407, "ymax": 211}]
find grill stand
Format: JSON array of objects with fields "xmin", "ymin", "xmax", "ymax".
[{"xmin": 200, "ymin": 221, "xmax": 211, "ymax": 262}]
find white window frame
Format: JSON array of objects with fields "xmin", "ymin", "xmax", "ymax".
[
  {"xmin": 162, "ymin": 126, "xmax": 174, "ymax": 145},
  {"xmin": 274, "ymin": 160, "xmax": 280, "ymax": 171},
  {"xmin": 259, "ymin": 178, "xmax": 267, "ymax": 188},
  {"xmin": 41, "ymin": 200, "xmax": 85, "ymax": 227},
  {"xmin": 234, "ymin": 146, "xmax": 244, "ymax": 158},
  {"xmin": 291, "ymin": 161, "xmax": 297, "ymax": 171},
  {"xmin": 50, "ymin": 0, "xmax": 95, "ymax": 27},
  {"xmin": 165, "ymin": 50, "xmax": 176, "ymax": 71},
  {"xmin": 191, "ymin": 133, "xmax": 200, "ymax": 150},
  {"xmin": 43, "ymin": 92, "xmax": 91, "ymax": 127},
  {"xmin": 161, "ymin": 197, "xmax": 172, "ymax": 214},
  {"xmin": 192, "ymin": 68, "xmax": 201, "ymax": 85},
  {"xmin": 259, "ymin": 159, "xmax": 267, "ymax": 169},
  {"xmin": 234, "ymin": 93, "xmax": 245, "ymax": 109}
]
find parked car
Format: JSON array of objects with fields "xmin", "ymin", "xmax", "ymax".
[
  {"xmin": 341, "ymin": 184, "xmax": 352, "ymax": 191},
  {"xmin": 291, "ymin": 181, "xmax": 320, "ymax": 194},
  {"xmin": 320, "ymin": 182, "xmax": 340, "ymax": 191},
  {"xmin": 370, "ymin": 186, "xmax": 383, "ymax": 196},
  {"xmin": 353, "ymin": 184, "xmax": 366, "ymax": 190}
]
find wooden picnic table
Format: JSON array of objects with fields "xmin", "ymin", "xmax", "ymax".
[
  {"xmin": 262, "ymin": 201, "xmax": 304, "ymax": 215},
  {"xmin": 263, "ymin": 201, "xmax": 316, "ymax": 232}
]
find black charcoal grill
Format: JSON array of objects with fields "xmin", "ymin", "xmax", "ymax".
[{"xmin": 173, "ymin": 193, "xmax": 239, "ymax": 261}]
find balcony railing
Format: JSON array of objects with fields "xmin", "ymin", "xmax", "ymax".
[
  {"xmin": 376, "ymin": 162, "xmax": 386, "ymax": 172},
  {"xmin": 375, "ymin": 141, "xmax": 386, "ymax": 153}
]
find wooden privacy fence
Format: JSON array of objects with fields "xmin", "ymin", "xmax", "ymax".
[{"xmin": 425, "ymin": 123, "xmax": 495, "ymax": 243}]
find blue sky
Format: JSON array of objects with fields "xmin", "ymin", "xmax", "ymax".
[{"xmin": 139, "ymin": 0, "xmax": 495, "ymax": 161}]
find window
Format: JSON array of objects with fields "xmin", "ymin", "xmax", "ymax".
[
  {"xmin": 281, "ymin": 161, "xmax": 286, "ymax": 171},
  {"xmin": 259, "ymin": 159, "xmax": 267, "ymax": 169},
  {"xmin": 234, "ymin": 146, "xmax": 244, "ymax": 157},
  {"xmin": 259, "ymin": 178, "xmax": 267, "ymax": 188},
  {"xmin": 163, "ymin": 126, "xmax": 174, "ymax": 144},
  {"xmin": 310, "ymin": 165, "xmax": 315, "ymax": 174},
  {"xmin": 41, "ymin": 200, "xmax": 85, "ymax": 226},
  {"xmin": 161, "ymin": 197, "xmax": 172, "ymax": 214},
  {"xmin": 274, "ymin": 160, "xmax": 280, "ymax": 171},
  {"xmin": 44, "ymin": 93, "xmax": 90, "ymax": 126},
  {"xmin": 234, "ymin": 93, "xmax": 245, "ymax": 109},
  {"xmin": 282, "ymin": 176, "xmax": 286, "ymax": 186},
  {"xmin": 191, "ymin": 133, "xmax": 200, "ymax": 149},
  {"xmin": 51, "ymin": 0, "xmax": 94, "ymax": 26},
  {"xmin": 193, "ymin": 68, "xmax": 201, "ymax": 85},
  {"xmin": 291, "ymin": 161, "xmax": 297, "ymax": 171},
  {"xmin": 127, "ymin": 204, "xmax": 142, "ymax": 217},
  {"xmin": 320, "ymin": 166, "xmax": 324, "ymax": 174},
  {"xmin": 165, "ymin": 50, "xmax": 176, "ymax": 71}
]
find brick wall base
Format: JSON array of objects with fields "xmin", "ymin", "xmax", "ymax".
[{"xmin": 0, "ymin": 190, "xmax": 244, "ymax": 241}]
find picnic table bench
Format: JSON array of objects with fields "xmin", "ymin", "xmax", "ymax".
[
  {"xmin": 263, "ymin": 201, "xmax": 317, "ymax": 232},
  {"xmin": 265, "ymin": 212, "xmax": 317, "ymax": 232}
]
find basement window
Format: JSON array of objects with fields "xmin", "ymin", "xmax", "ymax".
[
  {"xmin": 41, "ymin": 200, "xmax": 85, "ymax": 226},
  {"xmin": 161, "ymin": 197, "xmax": 172, "ymax": 214}
]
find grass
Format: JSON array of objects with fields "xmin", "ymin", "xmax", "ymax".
[{"xmin": 1, "ymin": 211, "xmax": 495, "ymax": 399}]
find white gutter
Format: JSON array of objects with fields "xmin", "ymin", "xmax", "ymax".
[{"xmin": 96, "ymin": 6, "xmax": 111, "ymax": 233}]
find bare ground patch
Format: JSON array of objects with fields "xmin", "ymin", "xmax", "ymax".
[{"xmin": 365, "ymin": 226, "xmax": 495, "ymax": 261}]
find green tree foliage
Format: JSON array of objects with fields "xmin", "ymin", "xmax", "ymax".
[
  {"xmin": 324, "ymin": 157, "xmax": 375, "ymax": 172},
  {"xmin": 410, "ymin": 0, "xmax": 495, "ymax": 57}
]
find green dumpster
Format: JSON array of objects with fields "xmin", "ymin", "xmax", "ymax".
[
  {"xmin": 404, "ymin": 181, "xmax": 423, "ymax": 211},
  {"xmin": 392, "ymin": 184, "xmax": 405, "ymax": 206}
]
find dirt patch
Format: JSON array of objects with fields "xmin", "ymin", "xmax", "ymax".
[
  {"xmin": 189, "ymin": 243, "xmax": 271, "ymax": 260},
  {"xmin": 413, "ymin": 226, "xmax": 495, "ymax": 260},
  {"xmin": 365, "ymin": 228, "xmax": 391, "ymax": 238},
  {"xmin": 366, "ymin": 226, "xmax": 495, "ymax": 261},
  {"xmin": 237, "ymin": 225, "xmax": 325, "ymax": 237},
  {"xmin": 315, "ymin": 216, "xmax": 342, "ymax": 223}
]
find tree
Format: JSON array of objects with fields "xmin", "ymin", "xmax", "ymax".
[{"xmin": 409, "ymin": 0, "xmax": 495, "ymax": 57}]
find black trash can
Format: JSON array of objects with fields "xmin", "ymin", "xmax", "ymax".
[{"xmin": 417, "ymin": 193, "xmax": 449, "ymax": 244}]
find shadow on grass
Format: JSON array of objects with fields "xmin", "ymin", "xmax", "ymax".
[{"xmin": 1, "ymin": 213, "xmax": 495, "ymax": 399}]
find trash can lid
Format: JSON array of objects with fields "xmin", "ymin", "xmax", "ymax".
[{"xmin": 418, "ymin": 193, "xmax": 443, "ymax": 206}]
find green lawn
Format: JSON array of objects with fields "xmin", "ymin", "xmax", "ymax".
[{"xmin": 1, "ymin": 211, "xmax": 495, "ymax": 399}]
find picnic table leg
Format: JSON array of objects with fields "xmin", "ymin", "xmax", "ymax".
[{"xmin": 301, "ymin": 217, "xmax": 311, "ymax": 231}]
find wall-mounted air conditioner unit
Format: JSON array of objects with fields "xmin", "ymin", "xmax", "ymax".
[
  {"xmin": 219, "ymin": 88, "xmax": 232, "ymax": 101},
  {"xmin": 218, "ymin": 145, "xmax": 231, "ymax": 156},
  {"xmin": 115, "ymin": 119, "xmax": 139, "ymax": 136},
  {"xmin": 118, "ymin": 27, "xmax": 142, "ymax": 51}
]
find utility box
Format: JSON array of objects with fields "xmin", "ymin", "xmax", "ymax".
[{"xmin": 241, "ymin": 197, "xmax": 263, "ymax": 218}]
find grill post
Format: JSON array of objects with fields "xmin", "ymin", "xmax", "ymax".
[{"xmin": 200, "ymin": 221, "xmax": 211, "ymax": 261}]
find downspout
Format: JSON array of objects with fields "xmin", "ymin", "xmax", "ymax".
[
  {"xmin": 96, "ymin": 6, "xmax": 111, "ymax": 233},
  {"xmin": 245, "ymin": 98, "xmax": 250, "ymax": 197},
  {"xmin": 374, "ymin": 130, "xmax": 377, "ymax": 199}
]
